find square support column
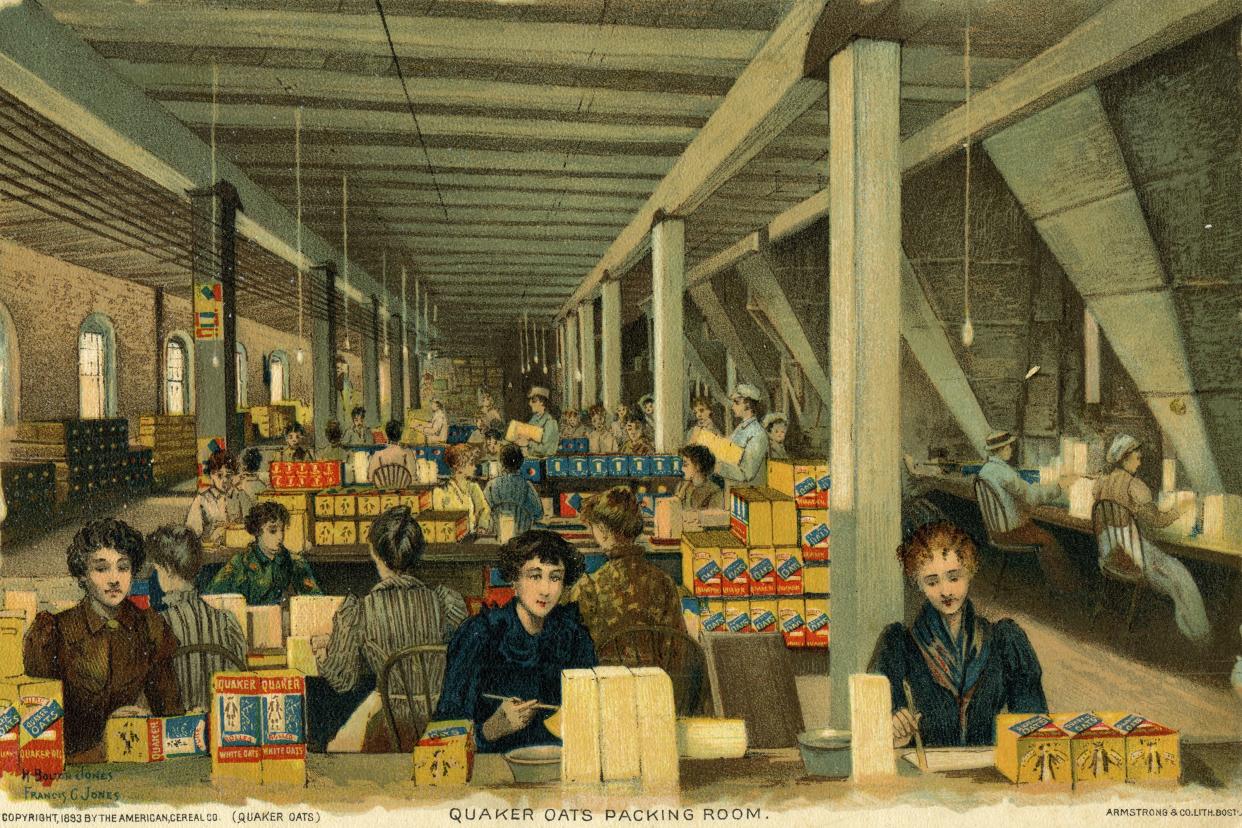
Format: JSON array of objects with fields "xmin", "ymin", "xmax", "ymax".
[
  {"xmin": 827, "ymin": 38, "xmax": 903, "ymax": 729},
  {"xmin": 563, "ymin": 311, "xmax": 580, "ymax": 411},
  {"xmin": 578, "ymin": 300, "xmax": 597, "ymax": 408},
  {"xmin": 391, "ymin": 313, "xmax": 405, "ymax": 425},
  {"xmin": 600, "ymin": 278, "xmax": 622, "ymax": 413},
  {"xmin": 311, "ymin": 262, "xmax": 338, "ymax": 447},
  {"xmin": 651, "ymin": 216, "xmax": 686, "ymax": 453},
  {"xmin": 189, "ymin": 181, "xmax": 241, "ymax": 457},
  {"xmin": 364, "ymin": 296, "xmax": 381, "ymax": 428}
]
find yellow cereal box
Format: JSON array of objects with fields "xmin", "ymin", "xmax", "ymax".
[
  {"xmin": 1053, "ymin": 713, "xmax": 1126, "ymax": 788},
  {"xmin": 804, "ymin": 564, "xmax": 830, "ymax": 595},
  {"xmin": 778, "ymin": 598, "xmax": 805, "ymax": 647},
  {"xmin": 723, "ymin": 600, "xmax": 752, "ymax": 634},
  {"xmin": 719, "ymin": 536, "xmax": 750, "ymax": 598},
  {"xmin": 804, "ymin": 596, "xmax": 828, "ymax": 648},
  {"xmin": 314, "ymin": 521, "xmax": 335, "ymax": 547},
  {"xmin": 774, "ymin": 547, "xmax": 803, "ymax": 596},
  {"xmin": 1103, "ymin": 712, "xmax": 1181, "ymax": 784},
  {"xmin": 681, "ymin": 532, "xmax": 722, "ymax": 597},
  {"xmin": 749, "ymin": 599, "xmax": 779, "ymax": 634},
  {"xmin": 414, "ymin": 720, "xmax": 475, "ymax": 786},
  {"xmin": 996, "ymin": 714, "xmax": 1072, "ymax": 786},
  {"xmin": 699, "ymin": 599, "xmax": 727, "ymax": 635}
]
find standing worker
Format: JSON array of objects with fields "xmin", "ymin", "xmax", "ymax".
[
  {"xmin": 513, "ymin": 386, "xmax": 559, "ymax": 459},
  {"xmin": 717, "ymin": 384, "xmax": 769, "ymax": 487}
]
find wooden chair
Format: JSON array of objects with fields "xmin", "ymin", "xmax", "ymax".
[
  {"xmin": 171, "ymin": 643, "xmax": 248, "ymax": 711},
  {"xmin": 974, "ymin": 477, "xmax": 1043, "ymax": 599},
  {"xmin": 372, "ymin": 463, "xmax": 414, "ymax": 489},
  {"xmin": 596, "ymin": 624, "xmax": 707, "ymax": 715},
  {"xmin": 376, "ymin": 643, "xmax": 447, "ymax": 753},
  {"xmin": 1090, "ymin": 499, "xmax": 1158, "ymax": 635}
]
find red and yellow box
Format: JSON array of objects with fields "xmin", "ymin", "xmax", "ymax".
[
  {"xmin": 719, "ymin": 537, "xmax": 750, "ymax": 598},
  {"xmin": 728, "ymin": 487, "xmax": 798, "ymax": 548},
  {"xmin": 699, "ymin": 600, "xmax": 727, "ymax": 634},
  {"xmin": 723, "ymin": 600, "xmax": 752, "ymax": 634},
  {"xmin": 1103, "ymin": 712, "xmax": 1180, "ymax": 784},
  {"xmin": 269, "ymin": 461, "xmax": 342, "ymax": 491},
  {"xmin": 767, "ymin": 460, "xmax": 829, "ymax": 509},
  {"xmin": 0, "ymin": 676, "xmax": 64, "ymax": 785},
  {"xmin": 804, "ymin": 597, "xmax": 828, "ymax": 648},
  {"xmin": 681, "ymin": 532, "xmax": 723, "ymax": 597},
  {"xmin": 778, "ymin": 598, "xmax": 805, "ymax": 647},
  {"xmin": 774, "ymin": 547, "xmax": 803, "ymax": 596},
  {"xmin": 746, "ymin": 547, "xmax": 776, "ymax": 596},
  {"xmin": 259, "ymin": 671, "xmax": 308, "ymax": 786},
  {"xmin": 749, "ymin": 600, "xmax": 779, "ymax": 634},
  {"xmin": 798, "ymin": 509, "xmax": 831, "ymax": 563}
]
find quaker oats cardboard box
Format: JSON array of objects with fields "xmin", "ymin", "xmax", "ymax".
[
  {"xmin": 996, "ymin": 714, "xmax": 1072, "ymax": 787},
  {"xmin": 1054, "ymin": 712, "xmax": 1126, "ymax": 789},
  {"xmin": 1100, "ymin": 711, "xmax": 1181, "ymax": 784}
]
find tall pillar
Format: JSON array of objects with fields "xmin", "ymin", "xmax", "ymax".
[
  {"xmin": 189, "ymin": 181, "xmax": 241, "ymax": 457},
  {"xmin": 600, "ymin": 278, "xmax": 622, "ymax": 413},
  {"xmin": 563, "ymin": 311, "xmax": 580, "ymax": 411},
  {"xmin": 311, "ymin": 262, "xmax": 338, "ymax": 446},
  {"xmin": 578, "ymin": 300, "xmax": 597, "ymax": 408},
  {"xmin": 391, "ymin": 313, "xmax": 406, "ymax": 424},
  {"xmin": 827, "ymin": 39, "xmax": 903, "ymax": 729},
  {"xmin": 364, "ymin": 296, "xmax": 381, "ymax": 427},
  {"xmin": 651, "ymin": 216, "xmax": 685, "ymax": 453},
  {"xmin": 153, "ymin": 287, "xmax": 165, "ymax": 414}
]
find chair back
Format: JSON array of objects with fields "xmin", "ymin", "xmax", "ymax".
[
  {"xmin": 974, "ymin": 477, "xmax": 1017, "ymax": 536},
  {"xmin": 596, "ymin": 624, "xmax": 707, "ymax": 715},
  {"xmin": 376, "ymin": 643, "xmax": 448, "ymax": 753},
  {"xmin": 372, "ymin": 462, "xmax": 414, "ymax": 489},
  {"xmin": 1092, "ymin": 498, "xmax": 1145, "ymax": 574},
  {"xmin": 171, "ymin": 643, "xmax": 248, "ymax": 712}
]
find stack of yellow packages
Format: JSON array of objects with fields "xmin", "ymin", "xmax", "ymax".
[
  {"xmin": 0, "ymin": 605, "xmax": 65, "ymax": 785},
  {"xmin": 211, "ymin": 670, "xmax": 308, "ymax": 786},
  {"xmin": 997, "ymin": 712, "xmax": 1180, "ymax": 787}
]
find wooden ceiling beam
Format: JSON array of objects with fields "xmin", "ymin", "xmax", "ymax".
[
  {"xmin": 251, "ymin": 169, "xmax": 661, "ymax": 196},
  {"xmin": 45, "ymin": 0, "xmax": 764, "ymax": 77}
]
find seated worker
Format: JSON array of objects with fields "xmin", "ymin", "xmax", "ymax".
[
  {"xmin": 314, "ymin": 507, "xmax": 467, "ymax": 752},
  {"xmin": 185, "ymin": 450, "xmax": 245, "ymax": 545},
  {"xmin": 484, "ymin": 444, "xmax": 544, "ymax": 537},
  {"xmin": 718, "ymin": 384, "xmax": 769, "ymax": 487},
  {"xmin": 513, "ymin": 386, "xmax": 559, "ymax": 459},
  {"xmin": 318, "ymin": 420, "xmax": 350, "ymax": 464},
  {"xmin": 146, "ymin": 525, "xmax": 246, "ymax": 712},
  {"xmin": 344, "ymin": 406, "xmax": 374, "ymax": 446},
  {"xmin": 237, "ymin": 448, "xmax": 267, "ymax": 504},
  {"xmin": 414, "ymin": 399, "xmax": 449, "ymax": 444},
  {"xmin": 435, "ymin": 531, "xmax": 596, "ymax": 753},
  {"xmin": 586, "ymin": 405, "xmax": 619, "ymax": 454},
  {"xmin": 476, "ymin": 427, "xmax": 505, "ymax": 471},
  {"xmin": 475, "ymin": 388, "xmax": 503, "ymax": 435},
  {"xmin": 637, "ymin": 394, "xmax": 656, "ymax": 440},
  {"xmin": 871, "ymin": 521, "xmax": 1047, "ymax": 748},
  {"xmin": 368, "ymin": 420, "xmax": 419, "ymax": 485},
  {"xmin": 559, "ymin": 407, "xmax": 586, "ymax": 441},
  {"xmin": 609, "ymin": 402, "xmax": 629, "ymax": 447},
  {"xmin": 621, "ymin": 407, "xmax": 655, "ymax": 455},
  {"xmin": 1093, "ymin": 434, "xmax": 1210, "ymax": 645},
  {"xmin": 204, "ymin": 501, "xmax": 323, "ymax": 604},
  {"xmin": 763, "ymin": 413, "xmax": 789, "ymax": 460},
  {"xmin": 275, "ymin": 421, "xmax": 315, "ymax": 462},
  {"xmin": 433, "ymin": 444, "xmax": 491, "ymax": 535},
  {"xmin": 24, "ymin": 519, "xmax": 183, "ymax": 763},
  {"xmin": 676, "ymin": 445, "xmax": 724, "ymax": 511},
  {"xmin": 684, "ymin": 396, "xmax": 720, "ymax": 445},
  {"xmin": 567, "ymin": 487, "xmax": 683, "ymax": 652},
  {"xmin": 977, "ymin": 430, "xmax": 1081, "ymax": 600}
]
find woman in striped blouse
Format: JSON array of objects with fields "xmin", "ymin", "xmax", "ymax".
[{"xmin": 315, "ymin": 506, "xmax": 467, "ymax": 751}]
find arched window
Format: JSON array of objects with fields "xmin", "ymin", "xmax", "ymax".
[
  {"xmin": 0, "ymin": 301, "xmax": 19, "ymax": 426},
  {"xmin": 79, "ymin": 313, "xmax": 117, "ymax": 419},
  {"xmin": 235, "ymin": 342, "xmax": 248, "ymax": 408},
  {"xmin": 268, "ymin": 350, "xmax": 289, "ymax": 404},
  {"xmin": 165, "ymin": 334, "xmax": 194, "ymax": 415}
]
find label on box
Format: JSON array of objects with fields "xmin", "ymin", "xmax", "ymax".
[
  {"xmin": 724, "ymin": 603, "xmax": 751, "ymax": 634},
  {"xmin": 1009, "ymin": 715, "xmax": 1055, "ymax": 737},
  {"xmin": 694, "ymin": 558, "xmax": 722, "ymax": 591},
  {"xmin": 775, "ymin": 549, "xmax": 803, "ymax": 595},
  {"xmin": 700, "ymin": 605, "xmax": 727, "ymax": 633},
  {"xmin": 748, "ymin": 551, "xmax": 776, "ymax": 596},
  {"xmin": 0, "ymin": 706, "xmax": 19, "ymax": 736},
  {"xmin": 22, "ymin": 700, "xmax": 63, "ymax": 739},
  {"xmin": 269, "ymin": 461, "xmax": 342, "ymax": 490},
  {"xmin": 751, "ymin": 606, "xmax": 778, "ymax": 633}
]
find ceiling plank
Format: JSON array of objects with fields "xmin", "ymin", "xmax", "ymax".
[
  {"xmin": 113, "ymin": 60, "xmax": 724, "ymax": 121},
  {"xmin": 252, "ymin": 169, "xmax": 661, "ymax": 196},
  {"xmin": 901, "ymin": 0, "xmax": 1242, "ymax": 177},
  {"xmin": 46, "ymin": 0, "xmax": 765, "ymax": 77},
  {"xmin": 165, "ymin": 101, "xmax": 702, "ymax": 146}
]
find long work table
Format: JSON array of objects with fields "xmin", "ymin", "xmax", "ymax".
[{"xmin": 921, "ymin": 474, "xmax": 1242, "ymax": 573}]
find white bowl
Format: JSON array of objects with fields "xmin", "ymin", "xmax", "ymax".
[{"xmin": 503, "ymin": 745, "xmax": 562, "ymax": 784}]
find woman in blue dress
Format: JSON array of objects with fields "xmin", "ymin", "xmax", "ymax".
[
  {"xmin": 871, "ymin": 521, "xmax": 1048, "ymax": 747},
  {"xmin": 435, "ymin": 530, "xmax": 596, "ymax": 752}
]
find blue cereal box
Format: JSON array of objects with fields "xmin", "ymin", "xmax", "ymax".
[
  {"xmin": 547, "ymin": 457, "xmax": 570, "ymax": 478},
  {"xmin": 628, "ymin": 455, "xmax": 652, "ymax": 476},
  {"xmin": 588, "ymin": 457, "xmax": 610, "ymax": 478},
  {"xmin": 520, "ymin": 459, "xmax": 544, "ymax": 482},
  {"xmin": 607, "ymin": 456, "xmax": 630, "ymax": 477},
  {"xmin": 259, "ymin": 671, "xmax": 307, "ymax": 786}
]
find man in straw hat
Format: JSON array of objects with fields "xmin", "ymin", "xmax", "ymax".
[
  {"xmin": 718, "ymin": 383, "xmax": 769, "ymax": 487},
  {"xmin": 1093, "ymin": 434, "xmax": 1209, "ymax": 644},
  {"xmin": 977, "ymin": 429, "xmax": 1082, "ymax": 599}
]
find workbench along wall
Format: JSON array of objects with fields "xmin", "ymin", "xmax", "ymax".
[{"xmin": 0, "ymin": 237, "xmax": 312, "ymax": 436}]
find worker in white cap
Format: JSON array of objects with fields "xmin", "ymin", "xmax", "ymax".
[
  {"xmin": 719, "ymin": 384, "xmax": 769, "ymax": 487},
  {"xmin": 1094, "ymin": 434, "xmax": 1209, "ymax": 644},
  {"xmin": 514, "ymin": 386, "xmax": 560, "ymax": 459},
  {"xmin": 977, "ymin": 429, "xmax": 1081, "ymax": 601}
]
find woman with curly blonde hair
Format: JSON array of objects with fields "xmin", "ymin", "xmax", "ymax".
[{"xmin": 870, "ymin": 521, "xmax": 1048, "ymax": 748}]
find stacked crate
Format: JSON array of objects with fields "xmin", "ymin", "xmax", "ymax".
[
  {"xmin": 312, "ymin": 486, "xmax": 435, "ymax": 547},
  {"xmin": 0, "ymin": 461, "xmax": 55, "ymax": 535},
  {"xmin": 767, "ymin": 459, "xmax": 831, "ymax": 638},
  {"xmin": 137, "ymin": 414, "xmax": 198, "ymax": 487},
  {"xmin": 248, "ymin": 405, "xmax": 297, "ymax": 439},
  {"xmin": 10, "ymin": 419, "xmax": 151, "ymax": 503},
  {"xmin": 681, "ymin": 485, "xmax": 828, "ymax": 649}
]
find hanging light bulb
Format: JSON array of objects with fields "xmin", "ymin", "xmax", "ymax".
[
  {"xmin": 211, "ymin": 353, "xmax": 220, "ymax": 369},
  {"xmin": 295, "ymin": 348, "xmax": 304, "ymax": 365},
  {"xmin": 961, "ymin": 318, "xmax": 975, "ymax": 348}
]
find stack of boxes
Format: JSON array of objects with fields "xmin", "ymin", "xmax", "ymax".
[
  {"xmin": 996, "ymin": 712, "xmax": 1180, "ymax": 787},
  {"xmin": 546, "ymin": 454, "xmax": 682, "ymax": 481},
  {"xmin": 10, "ymin": 419, "xmax": 152, "ymax": 504},
  {"xmin": 0, "ymin": 610, "xmax": 64, "ymax": 784},
  {"xmin": 681, "ymin": 483, "xmax": 828, "ymax": 649},
  {"xmin": 210, "ymin": 670, "xmax": 308, "ymax": 786},
  {"xmin": 137, "ymin": 414, "xmax": 198, "ymax": 487},
  {"xmin": 312, "ymin": 486, "xmax": 436, "ymax": 547},
  {"xmin": 0, "ymin": 462, "xmax": 55, "ymax": 537}
]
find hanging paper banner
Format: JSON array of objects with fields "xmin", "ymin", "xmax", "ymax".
[{"xmin": 194, "ymin": 282, "xmax": 222, "ymax": 340}]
